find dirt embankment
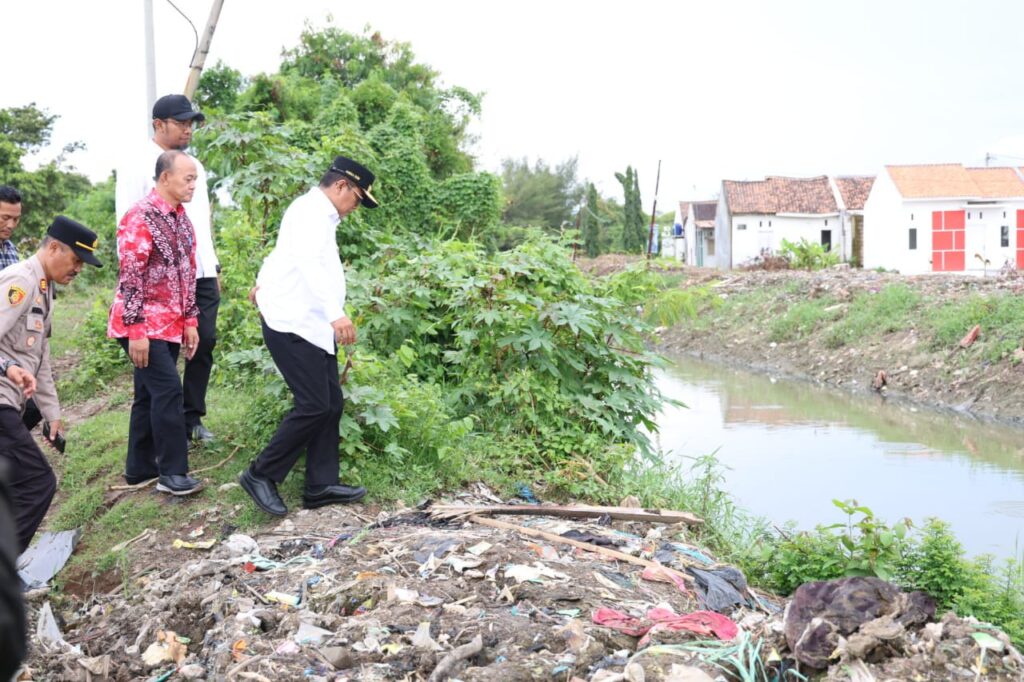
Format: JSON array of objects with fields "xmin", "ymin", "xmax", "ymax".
[{"xmin": 655, "ymin": 266, "xmax": 1024, "ymax": 426}]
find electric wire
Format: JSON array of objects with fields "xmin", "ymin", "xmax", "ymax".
[{"xmin": 164, "ymin": 0, "xmax": 199, "ymax": 65}]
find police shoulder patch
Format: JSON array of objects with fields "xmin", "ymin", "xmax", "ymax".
[{"xmin": 7, "ymin": 285, "xmax": 26, "ymax": 306}]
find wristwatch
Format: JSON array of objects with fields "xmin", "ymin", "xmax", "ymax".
[{"xmin": 0, "ymin": 358, "xmax": 21, "ymax": 376}]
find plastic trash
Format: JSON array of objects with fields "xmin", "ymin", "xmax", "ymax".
[
  {"xmin": 515, "ymin": 483, "xmax": 538, "ymax": 504},
  {"xmin": 560, "ymin": 529, "xmax": 623, "ymax": 547},
  {"xmin": 18, "ymin": 529, "xmax": 81, "ymax": 590},
  {"xmin": 685, "ymin": 566, "xmax": 749, "ymax": 612},
  {"xmin": 592, "ymin": 606, "xmax": 738, "ymax": 647}
]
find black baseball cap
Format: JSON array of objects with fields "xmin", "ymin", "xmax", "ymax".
[
  {"xmin": 152, "ymin": 94, "xmax": 206, "ymax": 123},
  {"xmin": 47, "ymin": 216, "xmax": 102, "ymax": 267},
  {"xmin": 329, "ymin": 156, "xmax": 379, "ymax": 209}
]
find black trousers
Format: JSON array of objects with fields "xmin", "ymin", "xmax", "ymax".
[
  {"xmin": 117, "ymin": 339, "xmax": 189, "ymax": 478},
  {"xmin": 0, "ymin": 461, "xmax": 26, "ymax": 677},
  {"xmin": 184, "ymin": 277, "xmax": 220, "ymax": 430},
  {"xmin": 0, "ymin": 406, "xmax": 56, "ymax": 553},
  {"xmin": 252, "ymin": 321, "xmax": 342, "ymax": 487}
]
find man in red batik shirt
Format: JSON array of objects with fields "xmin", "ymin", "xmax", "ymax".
[{"xmin": 108, "ymin": 150, "xmax": 202, "ymax": 496}]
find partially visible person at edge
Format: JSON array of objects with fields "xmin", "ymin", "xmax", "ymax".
[
  {"xmin": 0, "ymin": 461, "xmax": 26, "ymax": 678},
  {"xmin": 238, "ymin": 156, "xmax": 379, "ymax": 516},
  {"xmin": 116, "ymin": 94, "xmax": 220, "ymax": 444},
  {"xmin": 108, "ymin": 150, "xmax": 203, "ymax": 497},
  {"xmin": 0, "ymin": 185, "xmax": 46, "ymax": 432},
  {"xmin": 0, "ymin": 216, "xmax": 102, "ymax": 551}
]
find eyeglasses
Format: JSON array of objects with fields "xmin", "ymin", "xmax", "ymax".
[{"xmin": 165, "ymin": 118, "xmax": 197, "ymax": 130}]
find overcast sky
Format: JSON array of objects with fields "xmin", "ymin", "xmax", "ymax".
[{"xmin": 5, "ymin": 0, "xmax": 1024, "ymax": 206}]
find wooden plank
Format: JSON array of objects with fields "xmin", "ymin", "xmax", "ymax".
[
  {"xmin": 430, "ymin": 503, "xmax": 703, "ymax": 526},
  {"xmin": 468, "ymin": 515, "xmax": 696, "ymax": 584}
]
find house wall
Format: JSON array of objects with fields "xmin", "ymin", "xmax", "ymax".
[
  {"xmin": 713, "ymin": 192, "xmax": 729, "ymax": 269},
  {"xmin": 863, "ymin": 171, "xmax": 936, "ymax": 274},
  {"xmin": 685, "ymin": 204, "xmax": 697, "ymax": 265},
  {"xmin": 963, "ymin": 203, "xmax": 1024, "ymax": 272},
  {"xmin": 729, "ymin": 213, "xmax": 840, "ymax": 266}
]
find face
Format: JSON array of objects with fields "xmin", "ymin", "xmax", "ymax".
[
  {"xmin": 0, "ymin": 201, "xmax": 22, "ymax": 241},
  {"xmin": 329, "ymin": 181, "xmax": 364, "ymax": 218},
  {"xmin": 153, "ymin": 117, "xmax": 196, "ymax": 150},
  {"xmin": 48, "ymin": 242, "xmax": 84, "ymax": 285},
  {"xmin": 161, "ymin": 156, "xmax": 198, "ymax": 204}
]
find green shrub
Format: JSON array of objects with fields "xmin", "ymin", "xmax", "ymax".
[{"xmin": 779, "ymin": 237, "xmax": 840, "ymax": 270}]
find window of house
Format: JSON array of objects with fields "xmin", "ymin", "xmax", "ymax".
[
  {"xmin": 825, "ymin": 219, "xmax": 829, "ymax": 226},
  {"xmin": 759, "ymin": 220, "xmax": 763, "ymax": 227},
  {"xmin": 968, "ymin": 212, "xmax": 972, "ymax": 219},
  {"xmin": 769, "ymin": 220, "xmax": 772, "ymax": 227},
  {"xmin": 1002, "ymin": 225, "xmax": 1010, "ymax": 247},
  {"xmin": 706, "ymin": 235, "xmax": 715, "ymax": 256},
  {"xmin": 911, "ymin": 213, "xmax": 914, "ymax": 221},
  {"xmin": 737, "ymin": 223, "xmax": 747, "ymax": 231},
  {"xmin": 1004, "ymin": 211, "xmax": 1007, "ymax": 219},
  {"xmin": 980, "ymin": 212, "xmax": 984, "ymax": 219},
  {"xmin": 909, "ymin": 228, "xmax": 917, "ymax": 250},
  {"xmin": 821, "ymin": 230, "xmax": 832, "ymax": 251}
]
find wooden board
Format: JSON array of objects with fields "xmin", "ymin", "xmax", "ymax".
[{"xmin": 430, "ymin": 503, "xmax": 703, "ymax": 526}]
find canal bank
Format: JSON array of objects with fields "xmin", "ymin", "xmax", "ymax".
[{"xmin": 656, "ymin": 266, "xmax": 1024, "ymax": 426}]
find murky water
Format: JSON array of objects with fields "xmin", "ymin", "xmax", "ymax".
[{"xmin": 654, "ymin": 354, "xmax": 1024, "ymax": 559}]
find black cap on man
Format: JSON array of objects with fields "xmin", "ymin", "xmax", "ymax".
[
  {"xmin": 152, "ymin": 94, "xmax": 206, "ymax": 124},
  {"xmin": 47, "ymin": 216, "xmax": 102, "ymax": 267}
]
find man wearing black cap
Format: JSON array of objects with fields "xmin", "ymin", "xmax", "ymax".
[
  {"xmin": 239, "ymin": 156, "xmax": 378, "ymax": 516},
  {"xmin": 116, "ymin": 93, "xmax": 220, "ymax": 444},
  {"xmin": 0, "ymin": 216, "xmax": 102, "ymax": 551}
]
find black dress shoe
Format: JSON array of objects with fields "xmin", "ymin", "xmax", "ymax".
[
  {"xmin": 239, "ymin": 466, "xmax": 287, "ymax": 516},
  {"xmin": 303, "ymin": 483, "xmax": 367, "ymax": 509},
  {"xmin": 156, "ymin": 474, "xmax": 203, "ymax": 496},
  {"xmin": 190, "ymin": 424, "xmax": 215, "ymax": 443}
]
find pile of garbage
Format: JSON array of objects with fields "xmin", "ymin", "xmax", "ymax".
[{"xmin": 18, "ymin": 486, "xmax": 1024, "ymax": 681}]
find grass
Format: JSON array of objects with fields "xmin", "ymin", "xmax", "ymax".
[
  {"xmin": 824, "ymin": 283, "xmax": 920, "ymax": 349},
  {"xmin": 768, "ymin": 299, "xmax": 836, "ymax": 343},
  {"xmin": 925, "ymin": 294, "xmax": 1024, "ymax": 362}
]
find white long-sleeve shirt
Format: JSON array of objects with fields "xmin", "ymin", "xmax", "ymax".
[
  {"xmin": 115, "ymin": 139, "xmax": 219, "ymax": 278},
  {"xmin": 256, "ymin": 187, "xmax": 346, "ymax": 354}
]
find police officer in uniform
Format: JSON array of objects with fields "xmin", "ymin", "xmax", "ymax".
[{"xmin": 0, "ymin": 216, "xmax": 102, "ymax": 551}]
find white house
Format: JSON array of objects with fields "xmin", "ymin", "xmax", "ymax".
[
  {"xmin": 862, "ymin": 164, "xmax": 1024, "ymax": 274},
  {"xmin": 715, "ymin": 176, "xmax": 841, "ymax": 269},
  {"xmin": 831, "ymin": 176, "xmax": 875, "ymax": 267}
]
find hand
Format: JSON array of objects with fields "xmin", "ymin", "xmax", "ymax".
[
  {"xmin": 183, "ymin": 327, "xmax": 199, "ymax": 360},
  {"xmin": 331, "ymin": 316, "xmax": 357, "ymax": 346},
  {"xmin": 248, "ymin": 285, "xmax": 259, "ymax": 306},
  {"xmin": 128, "ymin": 337, "xmax": 150, "ymax": 368},
  {"xmin": 6, "ymin": 365, "xmax": 36, "ymax": 398},
  {"xmin": 45, "ymin": 419, "xmax": 64, "ymax": 450}
]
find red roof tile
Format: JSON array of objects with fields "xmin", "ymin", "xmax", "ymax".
[
  {"xmin": 834, "ymin": 176, "xmax": 875, "ymax": 210},
  {"xmin": 964, "ymin": 167, "xmax": 1024, "ymax": 198},
  {"xmin": 723, "ymin": 176, "xmax": 838, "ymax": 215}
]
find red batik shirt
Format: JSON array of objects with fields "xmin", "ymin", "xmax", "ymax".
[{"xmin": 108, "ymin": 189, "xmax": 199, "ymax": 342}]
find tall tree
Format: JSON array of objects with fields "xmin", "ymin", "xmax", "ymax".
[
  {"xmin": 500, "ymin": 156, "xmax": 583, "ymax": 230},
  {"xmin": 582, "ymin": 182, "xmax": 601, "ymax": 257},
  {"xmin": 616, "ymin": 166, "xmax": 646, "ymax": 254}
]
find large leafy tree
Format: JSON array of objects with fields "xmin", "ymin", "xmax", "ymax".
[
  {"xmin": 500, "ymin": 156, "xmax": 583, "ymax": 230},
  {"xmin": 582, "ymin": 182, "xmax": 601, "ymax": 257},
  {"xmin": 0, "ymin": 103, "xmax": 91, "ymax": 245}
]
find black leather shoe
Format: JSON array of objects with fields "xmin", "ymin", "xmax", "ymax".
[
  {"xmin": 190, "ymin": 424, "xmax": 215, "ymax": 443},
  {"xmin": 303, "ymin": 483, "xmax": 367, "ymax": 509},
  {"xmin": 156, "ymin": 474, "xmax": 203, "ymax": 496},
  {"xmin": 239, "ymin": 466, "xmax": 287, "ymax": 516}
]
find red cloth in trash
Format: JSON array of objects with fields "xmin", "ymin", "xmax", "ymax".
[{"xmin": 592, "ymin": 606, "xmax": 738, "ymax": 646}]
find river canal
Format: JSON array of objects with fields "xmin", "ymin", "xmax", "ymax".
[{"xmin": 654, "ymin": 354, "xmax": 1024, "ymax": 559}]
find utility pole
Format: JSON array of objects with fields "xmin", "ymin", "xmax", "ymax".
[
  {"xmin": 646, "ymin": 160, "xmax": 662, "ymax": 260},
  {"xmin": 183, "ymin": 0, "xmax": 227, "ymax": 99},
  {"xmin": 143, "ymin": 0, "xmax": 157, "ymax": 138}
]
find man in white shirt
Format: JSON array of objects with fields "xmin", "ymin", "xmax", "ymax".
[
  {"xmin": 115, "ymin": 94, "xmax": 220, "ymax": 444},
  {"xmin": 239, "ymin": 156, "xmax": 378, "ymax": 516}
]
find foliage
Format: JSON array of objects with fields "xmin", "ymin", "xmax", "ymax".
[
  {"xmin": 500, "ymin": 156, "xmax": 583, "ymax": 230},
  {"xmin": 582, "ymin": 183, "xmax": 600, "ymax": 258},
  {"xmin": 616, "ymin": 166, "xmax": 647, "ymax": 254},
  {"xmin": 195, "ymin": 60, "xmax": 246, "ymax": 113},
  {"xmin": 0, "ymin": 102, "xmax": 92, "ymax": 244},
  {"xmin": 825, "ymin": 284, "xmax": 921, "ymax": 349},
  {"xmin": 925, "ymin": 294, "xmax": 1024, "ymax": 362},
  {"xmin": 779, "ymin": 237, "xmax": 840, "ymax": 270},
  {"xmin": 62, "ymin": 177, "xmax": 117, "ymax": 286},
  {"xmin": 743, "ymin": 499, "xmax": 910, "ymax": 593},
  {"xmin": 768, "ymin": 299, "xmax": 834, "ymax": 342}
]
